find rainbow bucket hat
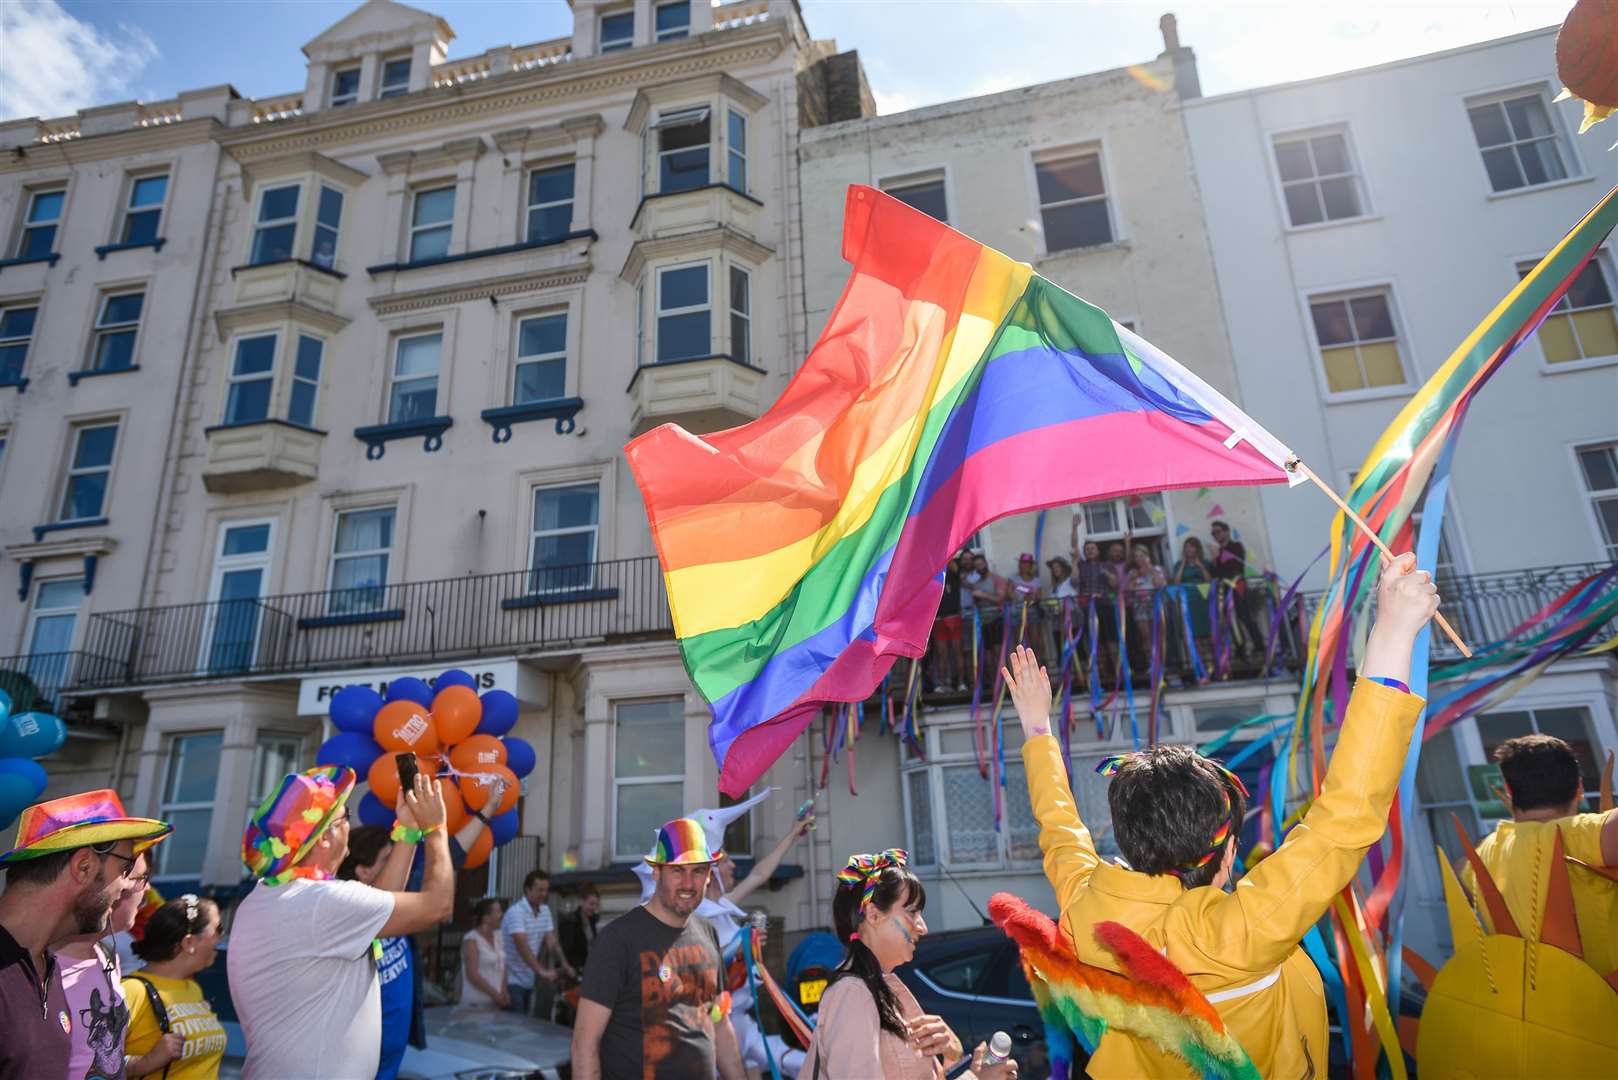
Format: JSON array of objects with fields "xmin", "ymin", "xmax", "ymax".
[
  {"xmin": 241, "ymin": 765, "xmax": 355, "ymax": 882},
  {"xmin": 644, "ymin": 816, "xmax": 722, "ymax": 865},
  {"xmin": 1, "ymin": 788, "xmax": 171, "ymax": 864}
]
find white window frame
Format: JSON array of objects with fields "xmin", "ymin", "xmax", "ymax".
[
  {"xmin": 153, "ymin": 731, "xmax": 224, "ymax": 881},
  {"xmin": 1029, "ymin": 143, "xmax": 1116, "ymax": 256},
  {"xmin": 611, "ymin": 697, "xmax": 686, "ymax": 861},
  {"xmin": 1517, "ymin": 250, "xmax": 1618, "ymax": 373},
  {"xmin": 654, "ymin": 0, "xmax": 691, "ymax": 42},
  {"xmin": 1269, "ymin": 125, "xmax": 1369, "ymax": 230},
  {"xmin": 289, "ymin": 333, "xmax": 324, "ymax": 428},
  {"xmin": 327, "ymin": 505, "xmax": 397, "ymax": 615},
  {"xmin": 223, "ymin": 331, "xmax": 280, "ymax": 426},
  {"xmin": 599, "ymin": 8, "xmax": 634, "ymax": 53},
  {"xmin": 119, "ymin": 172, "xmax": 170, "ymax": 245},
  {"xmin": 379, "ymin": 56, "xmax": 412, "ymax": 98},
  {"xmin": 653, "ymin": 107, "xmax": 711, "ymax": 195},
  {"xmin": 24, "ymin": 577, "xmax": 84, "ymax": 698},
  {"xmin": 388, "ymin": 331, "xmax": 442, "ymax": 423},
  {"xmin": 17, "ymin": 186, "xmax": 64, "ymax": 258},
  {"xmin": 0, "ymin": 302, "xmax": 38, "ymax": 385},
  {"xmin": 310, "ymin": 184, "xmax": 344, "ymax": 270},
  {"xmin": 513, "ymin": 311, "xmax": 568, "ymax": 405},
  {"xmin": 726, "ymin": 108, "xmax": 747, "ymax": 193},
  {"xmin": 329, "ymin": 65, "xmax": 361, "ymax": 108},
  {"xmin": 408, "ymin": 185, "xmax": 455, "ymax": 262},
  {"xmin": 1464, "ymin": 85, "xmax": 1579, "ymax": 196},
  {"xmin": 59, "ymin": 421, "xmax": 118, "ymax": 522},
  {"xmin": 245, "ymin": 732, "xmax": 305, "ymax": 828},
  {"xmin": 1303, "ymin": 284, "xmax": 1413, "ymax": 402},
  {"xmin": 728, "ymin": 265, "xmax": 751, "ymax": 366},
  {"xmin": 250, "ymin": 182, "xmax": 301, "ymax": 266},
  {"xmin": 1572, "ymin": 439, "xmax": 1618, "ymax": 561},
  {"xmin": 879, "ymin": 167, "xmax": 951, "ymax": 224},
  {"xmin": 1475, "ymin": 703, "xmax": 1606, "ymax": 802},
  {"xmin": 528, "ymin": 481, "xmax": 600, "ymax": 594},
  {"xmin": 1078, "ymin": 493, "xmax": 1170, "ymax": 558},
  {"xmin": 198, "ymin": 518, "xmax": 277, "ymax": 675},
  {"xmin": 655, "ymin": 260, "xmax": 712, "ymax": 363},
  {"xmin": 525, "ymin": 162, "xmax": 575, "ymax": 244},
  {"xmin": 634, "ymin": 282, "xmax": 646, "ymax": 368},
  {"xmin": 90, "ymin": 289, "xmax": 144, "ymax": 373},
  {"xmin": 899, "ymin": 719, "xmax": 1044, "ymax": 871}
]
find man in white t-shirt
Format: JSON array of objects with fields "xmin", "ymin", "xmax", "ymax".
[
  {"xmin": 227, "ymin": 764, "xmax": 454, "ymax": 1080},
  {"xmin": 502, "ymin": 869, "xmax": 573, "ymax": 1017}
]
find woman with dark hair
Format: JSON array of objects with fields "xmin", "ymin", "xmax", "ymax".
[
  {"xmin": 122, "ymin": 894, "xmax": 226, "ymax": 1079},
  {"xmin": 803, "ymin": 851, "xmax": 1016, "ymax": 1079},
  {"xmin": 459, "ymin": 898, "xmax": 508, "ymax": 1010},
  {"xmin": 1171, "ymin": 536, "xmax": 1214, "ymax": 676}
]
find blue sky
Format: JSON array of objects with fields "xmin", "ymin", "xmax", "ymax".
[{"xmin": 1, "ymin": 0, "xmax": 1574, "ymax": 122}]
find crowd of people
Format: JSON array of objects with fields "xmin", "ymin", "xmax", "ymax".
[
  {"xmin": 932, "ymin": 513, "xmax": 1277, "ymax": 695},
  {"xmin": 4, "ymin": 556, "xmax": 1614, "ymax": 1079}
]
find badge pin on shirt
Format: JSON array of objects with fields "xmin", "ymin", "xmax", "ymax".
[{"xmin": 658, "ymin": 963, "xmax": 673, "ymax": 983}]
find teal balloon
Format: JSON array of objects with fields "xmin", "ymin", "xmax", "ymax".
[
  {"xmin": 0, "ymin": 687, "xmax": 11, "ymax": 725},
  {"xmin": 476, "ymin": 690, "xmax": 518, "ymax": 737},
  {"xmin": 490, "ymin": 807, "xmax": 519, "ymax": 846},
  {"xmin": 330, "ymin": 685, "xmax": 385, "ymax": 734},
  {"xmin": 385, "ymin": 677, "xmax": 434, "ymax": 708},
  {"xmin": 0, "ymin": 758, "xmax": 48, "ymax": 829},
  {"xmin": 0, "ymin": 712, "xmax": 67, "ymax": 760}
]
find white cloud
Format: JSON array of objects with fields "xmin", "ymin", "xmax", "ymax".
[{"xmin": 0, "ymin": 0, "xmax": 160, "ymax": 121}]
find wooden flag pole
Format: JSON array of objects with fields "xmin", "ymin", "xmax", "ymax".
[{"xmin": 1288, "ymin": 458, "xmax": 1472, "ymax": 658}]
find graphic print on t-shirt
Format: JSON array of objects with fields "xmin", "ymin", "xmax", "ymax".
[
  {"xmin": 79, "ymin": 984, "xmax": 128, "ymax": 1079},
  {"xmin": 638, "ymin": 940, "xmax": 720, "ymax": 1077}
]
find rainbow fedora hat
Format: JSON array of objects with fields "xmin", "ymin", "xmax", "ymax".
[
  {"xmin": 1, "ymin": 789, "xmax": 171, "ymax": 863},
  {"xmin": 241, "ymin": 765, "xmax": 356, "ymax": 883},
  {"xmin": 644, "ymin": 816, "xmax": 723, "ymax": 865}
]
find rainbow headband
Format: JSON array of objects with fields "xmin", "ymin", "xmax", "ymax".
[
  {"xmin": 837, "ymin": 848, "xmax": 908, "ymax": 914},
  {"xmin": 1095, "ymin": 754, "xmax": 1249, "ymax": 877}
]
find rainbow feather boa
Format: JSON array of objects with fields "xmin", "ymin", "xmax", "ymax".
[{"xmin": 988, "ymin": 893, "xmax": 1259, "ymax": 1080}]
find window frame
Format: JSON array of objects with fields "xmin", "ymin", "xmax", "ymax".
[
  {"xmin": 1302, "ymin": 283, "xmax": 1414, "ymax": 402},
  {"xmin": 527, "ymin": 481, "xmax": 601, "ymax": 594},
  {"xmin": 726, "ymin": 108, "xmax": 747, "ymax": 194},
  {"xmin": 289, "ymin": 333, "xmax": 324, "ymax": 429},
  {"xmin": 326, "ymin": 505, "xmax": 398, "ymax": 615},
  {"xmin": 153, "ymin": 730, "xmax": 224, "ymax": 881},
  {"xmin": 309, "ymin": 184, "xmax": 345, "ymax": 271},
  {"xmin": 610, "ymin": 696, "xmax": 687, "ymax": 861},
  {"xmin": 512, "ymin": 309, "xmax": 569, "ymax": 406},
  {"xmin": 329, "ymin": 65, "xmax": 362, "ymax": 108},
  {"xmin": 249, "ymin": 182, "xmax": 302, "ymax": 267},
  {"xmin": 223, "ymin": 331, "xmax": 280, "ymax": 426},
  {"xmin": 16, "ymin": 186, "xmax": 65, "ymax": 259},
  {"xmin": 1516, "ymin": 249, "xmax": 1618, "ymax": 373},
  {"xmin": 1028, "ymin": 142, "xmax": 1117, "ymax": 256},
  {"xmin": 655, "ymin": 260, "xmax": 712, "ymax": 363},
  {"xmin": 654, "ymin": 0, "xmax": 691, "ymax": 42},
  {"xmin": 599, "ymin": 9, "xmax": 634, "ymax": 53},
  {"xmin": 1474, "ymin": 703, "xmax": 1607, "ymax": 803},
  {"xmin": 1268, "ymin": 124, "xmax": 1370, "ymax": 231},
  {"xmin": 379, "ymin": 56, "xmax": 412, "ymax": 99},
  {"xmin": 524, "ymin": 162, "xmax": 576, "ymax": 245},
  {"xmin": 728, "ymin": 265, "xmax": 751, "ymax": 366},
  {"xmin": 653, "ymin": 106, "xmax": 711, "ymax": 196},
  {"xmin": 878, "ymin": 166, "xmax": 951, "ymax": 225},
  {"xmin": 408, "ymin": 185, "xmax": 455, "ymax": 263},
  {"xmin": 119, "ymin": 171, "xmax": 171, "ymax": 246},
  {"xmin": 1463, "ymin": 85, "xmax": 1580, "ymax": 197},
  {"xmin": 58, "ymin": 421, "xmax": 120, "ymax": 522},
  {"xmin": 899, "ymin": 718, "xmax": 1045, "ymax": 871},
  {"xmin": 0, "ymin": 301, "xmax": 39, "ymax": 386},
  {"xmin": 387, "ymin": 330, "xmax": 443, "ymax": 424},
  {"xmin": 24, "ymin": 576, "xmax": 84, "ymax": 697},
  {"xmin": 88, "ymin": 289, "xmax": 145, "ymax": 374},
  {"xmin": 1571, "ymin": 439, "xmax": 1618, "ymax": 561}
]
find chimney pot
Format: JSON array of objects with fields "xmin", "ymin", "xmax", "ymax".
[{"xmin": 1160, "ymin": 12, "xmax": 1181, "ymax": 51}]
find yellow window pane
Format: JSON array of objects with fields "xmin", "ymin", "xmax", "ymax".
[
  {"xmin": 1359, "ymin": 342, "xmax": 1404, "ymax": 387},
  {"xmin": 1536, "ymin": 313, "xmax": 1581, "ymax": 363},
  {"xmin": 1321, "ymin": 346, "xmax": 1363, "ymax": 392},
  {"xmin": 1570, "ymin": 308, "xmax": 1618, "ymax": 359}
]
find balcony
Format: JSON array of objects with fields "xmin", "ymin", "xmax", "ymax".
[
  {"xmin": 74, "ymin": 557, "xmax": 672, "ymax": 690},
  {"xmin": 228, "ymin": 259, "xmax": 344, "ymax": 311},
  {"xmin": 629, "ymin": 355, "xmax": 768, "ymax": 435},
  {"xmin": 202, "ymin": 420, "xmax": 324, "ymax": 492},
  {"xmin": 630, "ymin": 184, "xmax": 764, "ymax": 244}
]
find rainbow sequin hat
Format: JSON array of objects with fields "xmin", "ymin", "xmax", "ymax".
[
  {"xmin": 1, "ymin": 788, "xmax": 171, "ymax": 863},
  {"xmin": 644, "ymin": 816, "xmax": 722, "ymax": 865},
  {"xmin": 241, "ymin": 766, "xmax": 355, "ymax": 882}
]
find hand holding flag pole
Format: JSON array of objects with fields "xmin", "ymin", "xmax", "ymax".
[{"xmin": 1286, "ymin": 458, "xmax": 1472, "ymax": 658}]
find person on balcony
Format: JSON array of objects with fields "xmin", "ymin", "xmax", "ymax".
[
  {"xmin": 1171, "ymin": 536, "xmax": 1215, "ymax": 678},
  {"xmin": 930, "ymin": 554, "xmax": 967, "ymax": 693},
  {"xmin": 1209, "ymin": 520, "xmax": 1267, "ymax": 659},
  {"xmin": 1003, "ymin": 553, "xmax": 1048, "ymax": 668},
  {"xmin": 1123, "ymin": 544, "xmax": 1165, "ymax": 673},
  {"xmin": 1002, "ymin": 553, "xmax": 1437, "ymax": 1079},
  {"xmin": 1463, "ymin": 735, "xmax": 1618, "ymax": 981},
  {"xmin": 1069, "ymin": 514, "xmax": 1115, "ymax": 687}
]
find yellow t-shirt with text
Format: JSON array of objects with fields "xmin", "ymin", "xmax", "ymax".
[{"xmin": 121, "ymin": 972, "xmax": 227, "ymax": 1080}]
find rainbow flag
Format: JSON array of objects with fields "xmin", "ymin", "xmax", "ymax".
[{"xmin": 626, "ymin": 186, "xmax": 1298, "ymax": 794}]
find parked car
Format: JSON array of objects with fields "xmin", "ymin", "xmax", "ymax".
[{"xmin": 895, "ymin": 926, "xmax": 1062, "ymax": 1079}]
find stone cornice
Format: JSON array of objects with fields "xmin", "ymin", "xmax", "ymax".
[
  {"xmin": 0, "ymin": 117, "xmax": 221, "ymax": 175},
  {"xmin": 367, "ymin": 261, "xmax": 591, "ymax": 315},
  {"xmin": 217, "ymin": 24, "xmax": 787, "ymax": 160},
  {"xmin": 6, "ymin": 533, "xmax": 117, "ymax": 562},
  {"xmin": 619, "ymin": 225, "xmax": 774, "ymax": 282},
  {"xmin": 625, "ymin": 72, "xmax": 770, "ymax": 134},
  {"xmin": 214, "ymin": 299, "xmax": 352, "ymax": 339}
]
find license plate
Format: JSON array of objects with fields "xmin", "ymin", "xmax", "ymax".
[{"xmin": 799, "ymin": 978, "xmax": 828, "ymax": 1006}]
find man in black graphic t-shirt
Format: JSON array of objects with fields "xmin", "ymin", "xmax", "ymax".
[{"xmin": 572, "ymin": 819, "xmax": 743, "ymax": 1080}]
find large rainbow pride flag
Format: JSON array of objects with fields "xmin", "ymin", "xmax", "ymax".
[{"xmin": 627, "ymin": 186, "xmax": 1301, "ymax": 794}]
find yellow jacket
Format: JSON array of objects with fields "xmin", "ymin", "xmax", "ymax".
[{"xmin": 1022, "ymin": 678, "xmax": 1422, "ymax": 1080}]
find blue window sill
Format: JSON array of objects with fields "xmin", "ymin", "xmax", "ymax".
[
  {"xmin": 366, "ymin": 229, "xmax": 597, "ymax": 275},
  {"xmin": 33, "ymin": 517, "xmax": 109, "ymax": 543},
  {"xmin": 625, "ymin": 353, "xmax": 764, "ymax": 392},
  {"xmin": 354, "ymin": 416, "xmax": 453, "ymax": 459},
  {"xmin": 0, "ymin": 377, "xmax": 27, "ymax": 394},
  {"xmin": 501, "ymin": 587, "xmax": 620, "ymax": 611},
  {"xmin": 0, "ymin": 253, "xmax": 61, "ymax": 272},
  {"xmin": 203, "ymin": 418, "xmax": 327, "ymax": 437},
  {"xmin": 68, "ymin": 364, "xmax": 140, "ymax": 386},
  {"xmin": 229, "ymin": 258, "xmax": 347, "ymax": 281},
  {"xmin": 481, "ymin": 397, "xmax": 584, "ymax": 441},
  {"xmin": 629, "ymin": 184, "xmax": 763, "ymax": 232},
  {"xmin": 95, "ymin": 238, "xmax": 166, "ymax": 260},
  {"xmin": 298, "ymin": 608, "xmax": 406, "ymax": 630}
]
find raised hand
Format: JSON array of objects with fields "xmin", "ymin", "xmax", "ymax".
[
  {"xmin": 1001, "ymin": 645, "xmax": 1053, "ymax": 741},
  {"xmin": 1374, "ymin": 552, "xmax": 1440, "ymax": 641},
  {"xmin": 404, "ymin": 770, "xmax": 447, "ymax": 831}
]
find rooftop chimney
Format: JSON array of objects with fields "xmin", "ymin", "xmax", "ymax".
[
  {"xmin": 1156, "ymin": 12, "xmax": 1201, "ymax": 100},
  {"xmin": 1160, "ymin": 12, "xmax": 1180, "ymax": 52}
]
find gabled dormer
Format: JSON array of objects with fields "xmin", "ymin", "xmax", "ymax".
[{"xmin": 301, "ymin": 0, "xmax": 454, "ymax": 112}]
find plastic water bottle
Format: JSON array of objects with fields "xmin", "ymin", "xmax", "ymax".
[{"xmin": 982, "ymin": 1031, "xmax": 1013, "ymax": 1066}]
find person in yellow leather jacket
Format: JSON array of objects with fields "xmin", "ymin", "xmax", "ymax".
[{"xmin": 1003, "ymin": 553, "xmax": 1438, "ymax": 1079}]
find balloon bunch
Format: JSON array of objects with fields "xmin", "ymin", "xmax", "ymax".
[
  {"xmin": 0, "ymin": 688, "xmax": 68, "ymax": 829},
  {"xmin": 315, "ymin": 669, "xmax": 536, "ymax": 869}
]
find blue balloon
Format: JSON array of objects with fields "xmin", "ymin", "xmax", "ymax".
[
  {"xmin": 0, "ymin": 712, "xmax": 67, "ymax": 760},
  {"xmin": 489, "ymin": 807, "xmax": 519, "ymax": 846},
  {"xmin": 316, "ymin": 731, "xmax": 384, "ymax": 775},
  {"xmin": 385, "ymin": 677, "xmax": 435, "ymax": 708},
  {"xmin": 0, "ymin": 757, "xmax": 48, "ymax": 829},
  {"xmin": 330, "ymin": 685, "xmax": 385, "ymax": 733},
  {"xmin": 356, "ymin": 791, "xmax": 395, "ymax": 828},
  {"xmin": 502, "ymin": 736, "xmax": 536, "ymax": 779},
  {"xmin": 433, "ymin": 669, "xmax": 479, "ymax": 693},
  {"xmin": 476, "ymin": 690, "xmax": 518, "ymax": 737}
]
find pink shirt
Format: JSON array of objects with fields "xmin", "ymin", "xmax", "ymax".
[{"xmin": 806, "ymin": 973, "xmax": 980, "ymax": 1080}]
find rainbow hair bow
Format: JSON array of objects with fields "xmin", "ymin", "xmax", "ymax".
[{"xmin": 837, "ymin": 848, "xmax": 908, "ymax": 913}]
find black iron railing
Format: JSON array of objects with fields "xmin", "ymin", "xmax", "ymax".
[{"xmin": 74, "ymin": 556, "xmax": 672, "ymax": 689}]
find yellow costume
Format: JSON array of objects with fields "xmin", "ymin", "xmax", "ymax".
[{"xmin": 1022, "ymin": 678, "xmax": 1421, "ymax": 1079}]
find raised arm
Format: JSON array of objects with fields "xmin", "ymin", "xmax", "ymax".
[
  {"xmin": 1005, "ymin": 646, "xmax": 1098, "ymax": 912},
  {"xmin": 729, "ymin": 815, "xmax": 814, "ymax": 905},
  {"xmin": 378, "ymin": 773, "xmax": 454, "ymax": 937},
  {"xmin": 1070, "ymin": 511, "xmax": 1083, "ymax": 564}
]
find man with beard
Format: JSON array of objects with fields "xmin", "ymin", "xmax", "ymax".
[
  {"xmin": 0, "ymin": 790, "xmax": 172, "ymax": 1080},
  {"xmin": 573, "ymin": 818, "xmax": 744, "ymax": 1080}
]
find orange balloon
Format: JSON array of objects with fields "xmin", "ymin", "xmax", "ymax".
[
  {"xmin": 374, "ymin": 700, "xmax": 438, "ymax": 755},
  {"xmin": 458, "ymin": 764, "xmax": 518, "ymax": 815},
  {"xmin": 449, "ymin": 734, "xmax": 507, "ymax": 775},
  {"xmin": 368, "ymin": 752, "xmax": 434, "ymax": 809},
  {"xmin": 439, "ymin": 777, "xmax": 468, "ymax": 834},
  {"xmin": 431, "ymin": 685, "xmax": 482, "ymax": 746},
  {"xmin": 463, "ymin": 827, "xmax": 493, "ymax": 869}
]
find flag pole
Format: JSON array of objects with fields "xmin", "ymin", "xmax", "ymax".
[{"xmin": 1287, "ymin": 458, "xmax": 1472, "ymax": 658}]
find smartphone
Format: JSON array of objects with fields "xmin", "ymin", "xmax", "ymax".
[{"xmin": 395, "ymin": 752, "xmax": 419, "ymax": 794}]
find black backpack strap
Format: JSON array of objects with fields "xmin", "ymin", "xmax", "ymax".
[{"xmin": 127, "ymin": 974, "xmax": 172, "ymax": 1033}]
